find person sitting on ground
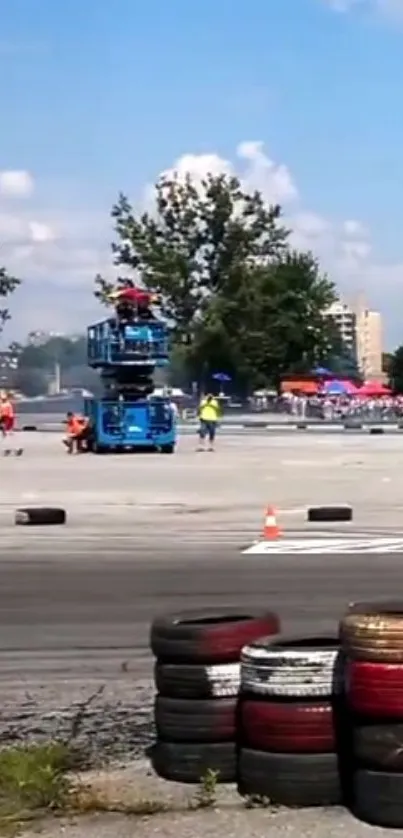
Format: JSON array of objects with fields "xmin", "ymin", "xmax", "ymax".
[{"xmin": 63, "ymin": 412, "xmax": 91, "ymax": 454}]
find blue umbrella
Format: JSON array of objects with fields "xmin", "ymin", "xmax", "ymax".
[
  {"xmin": 212, "ymin": 372, "xmax": 231, "ymax": 382},
  {"xmin": 321, "ymin": 379, "xmax": 349, "ymax": 395},
  {"xmin": 311, "ymin": 365, "xmax": 331, "ymax": 376}
]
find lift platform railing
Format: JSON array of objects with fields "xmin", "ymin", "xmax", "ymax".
[{"xmin": 87, "ymin": 320, "xmax": 169, "ymax": 367}]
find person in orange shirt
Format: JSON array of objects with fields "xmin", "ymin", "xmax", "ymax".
[
  {"xmin": 63, "ymin": 412, "xmax": 90, "ymax": 454},
  {"xmin": 0, "ymin": 392, "xmax": 15, "ymax": 436}
]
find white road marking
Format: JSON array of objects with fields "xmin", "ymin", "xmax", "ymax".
[{"xmin": 243, "ymin": 538, "xmax": 403, "ymax": 554}]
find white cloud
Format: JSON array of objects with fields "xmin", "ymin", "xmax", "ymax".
[
  {"xmin": 27, "ymin": 221, "xmax": 56, "ymax": 243},
  {"xmin": 322, "ymin": 0, "xmax": 403, "ymax": 19},
  {"xmin": 158, "ymin": 141, "xmax": 298, "ymax": 206},
  {"xmin": 0, "ymin": 170, "xmax": 34, "ymax": 198},
  {"xmin": 343, "ymin": 219, "xmax": 368, "ymax": 238}
]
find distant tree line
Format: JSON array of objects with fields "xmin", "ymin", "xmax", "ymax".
[{"xmin": 8, "ymin": 336, "xmax": 100, "ymax": 397}]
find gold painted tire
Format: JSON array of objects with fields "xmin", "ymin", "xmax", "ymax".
[{"xmin": 340, "ymin": 602, "xmax": 403, "ymax": 663}]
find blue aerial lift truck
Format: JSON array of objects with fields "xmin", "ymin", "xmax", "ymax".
[{"xmin": 83, "ymin": 299, "xmax": 176, "ymax": 453}]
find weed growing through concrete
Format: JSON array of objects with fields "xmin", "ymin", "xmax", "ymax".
[{"xmin": 189, "ymin": 769, "xmax": 219, "ymax": 809}]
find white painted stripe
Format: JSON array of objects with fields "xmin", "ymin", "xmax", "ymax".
[{"xmin": 242, "ymin": 538, "xmax": 403, "ymax": 555}]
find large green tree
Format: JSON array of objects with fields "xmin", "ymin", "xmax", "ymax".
[
  {"xmin": 190, "ymin": 251, "xmax": 336, "ymax": 391},
  {"xmin": 0, "ymin": 264, "xmax": 21, "ymax": 332},
  {"xmin": 95, "ymin": 172, "xmax": 338, "ymax": 390},
  {"xmin": 389, "ymin": 345, "xmax": 403, "ymax": 393},
  {"xmin": 95, "ymin": 172, "xmax": 289, "ymax": 340}
]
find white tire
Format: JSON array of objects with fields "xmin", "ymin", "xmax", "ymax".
[
  {"xmin": 155, "ymin": 661, "xmax": 240, "ymax": 699},
  {"xmin": 241, "ymin": 636, "xmax": 341, "ymax": 698}
]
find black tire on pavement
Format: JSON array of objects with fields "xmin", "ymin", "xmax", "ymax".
[
  {"xmin": 353, "ymin": 768, "xmax": 403, "ymax": 827},
  {"xmin": 154, "ymin": 661, "xmax": 240, "ymax": 699},
  {"xmin": 154, "ymin": 696, "xmax": 236, "ymax": 743},
  {"xmin": 14, "ymin": 507, "xmax": 67, "ymax": 526},
  {"xmin": 150, "ymin": 608, "xmax": 279, "ymax": 664},
  {"xmin": 353, "ymin": 723, "xmax": 403, "ymax": 771},
  {"xmin": 150, "ymin": 740, "xmax": 236, "ymax": 784},
  {"xmin": 369, "ymin": 427, "xmax": 384, "ymax": 435},
  {"xmin": 21, "ymin": 425, "xmax": 37, "ymax": 431},
  {"xmin": 238, "ymin": 749, "xmax": 341, "ymax": 807},
  {"xmin": 307, "ymin": 506, "xmax": 352, "ymax": 523}
]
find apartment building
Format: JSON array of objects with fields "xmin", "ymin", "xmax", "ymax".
[
  {"xmin": 324, "ymin": 301, "xmax": 357, "ymax": 356},
  {"xmin": 355, "ymin": 307, "xmax": 383, "ymax": 380},
  {"xmin": 324, "ymin": 298, "xmax": 383, "ymax": 380}
]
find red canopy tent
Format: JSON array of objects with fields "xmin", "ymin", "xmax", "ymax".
[
  {"xmin": 343, "ymin": 380, "xmax": 360, "ymax": 395},
  {"xmin": 358, "ymin": 380, "xmax": 391, "ymax": 397}
]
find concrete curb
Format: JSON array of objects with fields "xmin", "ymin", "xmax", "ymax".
[{"xmin": 15, "ymin": 421, "xmax": 403, "ymax": 434}]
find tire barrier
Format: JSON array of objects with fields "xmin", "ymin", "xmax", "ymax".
[
  {"xmin": 148, "ymin": 607, "xmax": 403, "ymax": 825},
  {"xmin": 14, "ymin": 506, "xmax": 67, "ymax": 526},
  {"xmin": 340, "ymin": 601, "xmax": 403, "ymax": 827},
  {"xmin": 238, "ymin": 636, "xmax": 342, "ymax": 806},
  {"xmin": 307, "ymin": 505, "xmax": 353, "ymax": 523},
  {"xmin": 150, "ymin": 608, "xmax": 280, "ymax": 784}
]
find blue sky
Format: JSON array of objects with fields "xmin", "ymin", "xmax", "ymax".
[{"xmin": 0, "ymin": 0, "xmax": 402, "ymax": 346}]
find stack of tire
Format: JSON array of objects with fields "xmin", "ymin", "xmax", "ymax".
[
  {"xmin": 341, "ymin": 601, "xmax": 403, "ymax": 828},
  {"xmin": 150, "ymin": 608, "xmax": 280, "ymax": 784},
  {"xmin": 237, "ymin": 635, "xmax": 343, "ymax": 806}
]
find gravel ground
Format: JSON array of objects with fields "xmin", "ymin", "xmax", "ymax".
[
  {"xmin": 0, "ymin": 678, "xmax": 155, "ymax": 764},
  {"xmin": 22, "ymin": 809, "xmax": 395, "ymax": 838}
]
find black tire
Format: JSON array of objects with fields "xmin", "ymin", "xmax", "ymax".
[
  {"xmin": 21, "ymin": 425, "xmax": 37, "ymax": 431},
  {"xmin": 238, "ymin": 749, "xmax": 341, "ymax": 807},
  {"xmin": 154, "ymin": 696, "xmax": 237, "ymax": 743},
  {"xmin": 14, "ymin": 507, "xmax": 66, "ymax": 526},
  {"xmin": 354, "ymin": 723, "xmax": 403, "ymax": 771},
  {"xmin": 369, "ymin": 427, "xmax": 384, "ymax": 435},
  {"xmin": 150, "ymin": 608, "xmax": 280, "ymax": 664},
  {"xmin": 307, "ymin": 506, "xmax": 352, "ymax": 523},
  {"xmin": 155, "ymin": 661, "xmax": 240, "ymax": 699},
  {"xmin": 92, "ymin": 443, "xmax": 106, "ymax": 454},
  {"xmin": 353, "ymin": 768, "xmax": 403, "ymax": 827},
  {"xmin": 160, "ymin": 444, "xmax": 175, "ymax": 453},
  {"xmin": 296, "ymin": 423, "xmax": 307, "ymax": 430},
  {"xmin": 150, "ymin": 740, "xmax": 236, "ymax": 784}
]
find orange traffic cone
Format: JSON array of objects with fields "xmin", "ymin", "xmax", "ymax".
[{"xmin": 262, "ymin": 506, "xmax": 281, "ymax": 540}]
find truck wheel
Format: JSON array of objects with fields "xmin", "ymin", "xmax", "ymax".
[
  {"xmin": 92, "ymin": 442, "xmax": 106, "ymax": 454},
  {"xmin": 161, "ymin": 444, "xmax": 175, "ymax": 453}
]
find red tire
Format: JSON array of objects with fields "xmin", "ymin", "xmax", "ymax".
[
  {"xmin": 347, "ymin": 660, "xmax": 403, "ymax": 717},
  {"xmin": 240, "ymin": 699, "xmax": 335, "ymax": 753},
  {"xmin": 151, "ymin": 609, "xmax": 280, "ymax": 664}
]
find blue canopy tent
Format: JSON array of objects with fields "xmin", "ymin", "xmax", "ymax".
[{"xmin": 321, "ymin": 379, "xmax": 350, "ymax": 396}]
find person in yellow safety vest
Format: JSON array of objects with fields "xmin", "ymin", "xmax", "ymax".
[{"xmin": 197, "ymin": 393, "xmax": 220, "ymax": 451}]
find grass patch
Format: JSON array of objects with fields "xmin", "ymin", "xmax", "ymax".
[{"xmin": 0, "ymin": 742, "xmax": 73, "ymax": 835}]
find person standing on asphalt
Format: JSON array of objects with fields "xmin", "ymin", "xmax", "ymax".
[{"xmin": 197, "ymin": 393, "xmax": 220, "ymax": 451}]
